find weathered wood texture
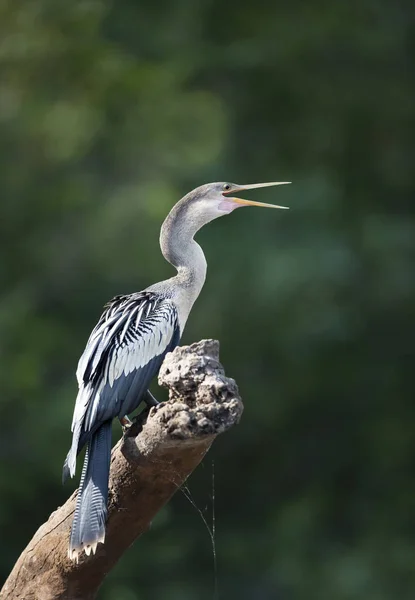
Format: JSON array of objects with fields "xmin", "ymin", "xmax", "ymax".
[{"xmin": 1, "ymin": 339, "xmax": 243, "ymax": 600}]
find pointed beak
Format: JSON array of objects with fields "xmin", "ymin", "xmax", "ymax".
[{"xmin": 222, "ymin": 181, "xmax": 290, "ymax": 209}]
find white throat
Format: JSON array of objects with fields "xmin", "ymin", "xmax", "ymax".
[{"xmin": 147, "ymin": 197, "xmax": 210, "ymax": 331}]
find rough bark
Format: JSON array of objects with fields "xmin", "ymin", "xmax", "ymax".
[{"xmin": 0, "ymin": 339, "xmax": 243, "ymax": 600}]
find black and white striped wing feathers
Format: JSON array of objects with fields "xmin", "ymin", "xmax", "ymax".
[{"xmin": 66, "ymin": 292, "xmax": 180, "ymax": 479}]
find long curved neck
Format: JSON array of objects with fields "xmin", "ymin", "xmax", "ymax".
[{"xmin": 159, "ymin": 200, "xmax": 208, "ymax": 323}]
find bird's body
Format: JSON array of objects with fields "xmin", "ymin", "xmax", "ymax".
[{"xmin": 64, "ymin": 181, "xmax": 289, "ymax": 561}]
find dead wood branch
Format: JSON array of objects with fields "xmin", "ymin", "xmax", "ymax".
[{"xmin": 0, "ymin": 339, "xmax": 243, "ymax": 600}]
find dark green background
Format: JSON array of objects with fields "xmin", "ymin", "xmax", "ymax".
[{"xmin": 1, "ymin": 1, "xmax": 414, "ymax": 598}]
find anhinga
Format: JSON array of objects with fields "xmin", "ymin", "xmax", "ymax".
[{"xmin": 63, "ymin": 181, "xmax": 289, "ymax": 561}]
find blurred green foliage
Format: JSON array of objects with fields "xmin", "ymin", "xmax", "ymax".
[{"xmin": 1, "ymin": 0, "xmax": 414, "ymax": 598}]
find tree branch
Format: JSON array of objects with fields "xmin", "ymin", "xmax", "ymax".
[{"xmin": 0, "ymin": 340, "xmax": 243, "ymax": 600}]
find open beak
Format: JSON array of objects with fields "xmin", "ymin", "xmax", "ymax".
[{"xmin": 222, "ymin": 181, "xmax": 290, "ymax": 209}]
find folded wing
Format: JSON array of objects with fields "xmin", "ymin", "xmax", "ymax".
[{"xmin": 65, "ymin": 291, "xmax": 180, "ymax": 480}]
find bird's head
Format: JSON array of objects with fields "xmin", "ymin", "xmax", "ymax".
[
  {"xmin": 160, "ymin": 180, "xmax": 291, "ymax": 270},
  {"xmin": 181, "ymin": 181, "xmax": 290, "ymax": 226}
]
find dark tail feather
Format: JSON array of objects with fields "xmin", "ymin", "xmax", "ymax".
[{"xmin": 68, "ymin": 421, "xmax": 112, "ymax": 561}]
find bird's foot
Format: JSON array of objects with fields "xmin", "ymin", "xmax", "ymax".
[
  {"xmin": 144, "ymin": 390, "xmax": 160, "ymax": 407},
  {"xmin": 119, "ymin": 415, "xmax": 133, "ymax": 433}
]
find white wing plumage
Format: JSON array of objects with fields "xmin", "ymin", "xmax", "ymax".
[{"xmin": 65, "ymin": 292, "xmax": 180, "ymax": 480}]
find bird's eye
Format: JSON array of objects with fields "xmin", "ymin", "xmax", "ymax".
[{"xmin": 223, "ymin": 183, "xmax": 231, "ymax": 191}]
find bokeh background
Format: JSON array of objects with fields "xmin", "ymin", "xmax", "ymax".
[{"xmin": 1, "ymin": 1, "xmax": 415, "ymax": 598}]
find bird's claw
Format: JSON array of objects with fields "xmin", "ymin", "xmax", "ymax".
[{"xmin": 119, "ymin": 415, "xmax": 133, "ymax": 433}]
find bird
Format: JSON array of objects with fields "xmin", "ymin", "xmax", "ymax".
[{"xmin": 63, "ymin": 180, "xmax": 290, "ymax": 561}]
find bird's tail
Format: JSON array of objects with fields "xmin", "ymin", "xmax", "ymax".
[{"xmin": 68, "ymin": 421, "xmax": 112, "ymax": 562}]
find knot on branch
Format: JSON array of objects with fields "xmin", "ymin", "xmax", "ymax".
[
  {"xmin": 158, "ymin": 338, "xmax": 242, "ymax": 432},
  {"xmin": 124, "ymin": 339, "xmax": 243, "ymax": 457}
]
